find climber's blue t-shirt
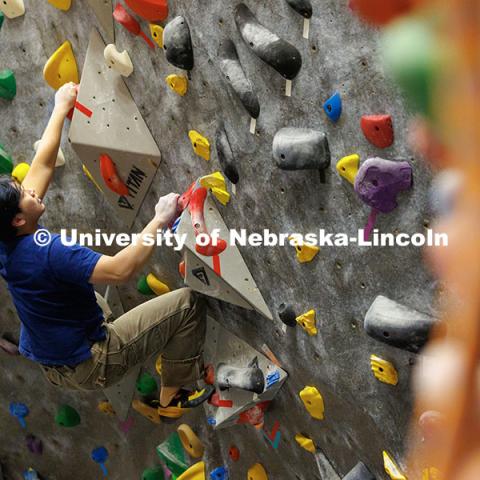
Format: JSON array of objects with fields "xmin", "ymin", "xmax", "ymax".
[{"xmin": 0, "ymin": 228, "xmax": 106, "ymax": 366}]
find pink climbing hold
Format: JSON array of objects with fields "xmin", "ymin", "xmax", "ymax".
[{"xmin": 360, "ymin": 114, "xmax": 394, "ymax": 149}]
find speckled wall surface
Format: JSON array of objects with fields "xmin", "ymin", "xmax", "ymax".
[{"xmin": 0, "ymin": 0, "xmax": 434, "ymax": 478}]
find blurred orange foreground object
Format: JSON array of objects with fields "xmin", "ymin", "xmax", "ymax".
[{"xmin": 349, "ymin": 0, "xmax": 415, "ymax": 25}]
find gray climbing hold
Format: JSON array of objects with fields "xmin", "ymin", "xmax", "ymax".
[
  {"xmin": 278, "ymin": 303, "xmax": 297, "ymax": 328},
  {"xmin": 285, "ymin": 0, "xmax": 312, "ymax": 18},
  {"xmin": 216, "ymin": 122, "xmax": 239, "ymax": 184},
  {"xmin": 217, "ymin": 360, "xmax": 265, "ymax": 394},
  {"xmin": 343, "ymin": 462, "xmax": 376, "ymax": 480},
  {"xmin": 273, "ymin": 128, "xmax": 330, "ymax": 182},
  {"xmin": 235, "ymin": 3, "xmax": 302, "ymax": 80},
  {"xmin": 163, "ymin": 16, "xmax": 194, "ymax": 71},
  {"xmin": 364, "ymin": 295, "xmax": 437, "ymax": 354},
  {"xmin": 218, "ymin": 39, "xmax": 260, "ymax": 119}
]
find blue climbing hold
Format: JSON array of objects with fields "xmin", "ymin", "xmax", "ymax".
[
  {"xmin": 210, "ymin": 466, "xmax": 229, "ymax": 480},
  {"xmin": 10, "ymin": 402, "xmax": 29, "ymax": 428},
  {"xmin": 207, "ymin": 416, "xmax": 216, "ymax": 426},
  {"xmin": 23, "ymin": 468, "xmax": 39, "ymax": 480},
  {"xmin": 323, "ymin": 92, "xmax": 342, "ymax": 123},
  {"xmin": 92, "ymin": 446, "xmax": 109, "ymax": 476}
]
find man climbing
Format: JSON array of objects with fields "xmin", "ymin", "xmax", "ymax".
[{"xmin": 0, "ymin": 83, "xmax": 213, "ymax": 421}]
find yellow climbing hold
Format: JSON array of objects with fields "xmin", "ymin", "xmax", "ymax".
[
  {"xmin": 83, "ymin": 164, "xmax": 103, "ymax": 193},
  {"xmin": 177, "ymin": 461, "xmax": 206, "ymax": 480},
  {"xmin": 295, "ymin": 434, "xmax": 316, "ymax": 453},
  {"xmin": 177, "ymin": 424, "xmax": 205, "ymax": 458},
  {"xmin": 199, "ymin": 171, "xmax": 230, "ymax": 206},
  {"xmin": 43, "ymin": 41, "xmax": 79, "ymax": 90},
  {"xmin": 336, "ymin": 154, "xmax": 360, "ymax": 184},
  {"xmin": 98, "ymin": 401, "xmax": 115, "ymax": 416},
  {"xmin": 422, "ymin": 467, "xmax": 440, "ymax": 480},
  {"xmin": 371, "ymin": 355, "xmax": 398, "ymax": 386},
  {"xmin": 288, "ymin": 236, "xmax": 319, "ymax": 263},
  {"xmin": 155, "ymin": 355, "xmax": 162, "ymax": 375},
  {"xmin": 47, "ymin": 0, "xmax": 72, "ymax": 11},
  {"xmin": 146, "ymin": 273, "xmax": 170, "ymax": 296},
  {"xmin": 247, "ymin": 463, "xmax": 268, "ymax": 480},
  {"xmin": 166, "ymin": 74, "xmax": 188, "ymax": 96},
  {"xmin": 299, "ymin": 386, "xmax": 324, "ymax": 420},
  {"xmin": 383, "ymin": 451, "xmax": 407, "ymax": 480},
  {"xmin": 11, "ymin": 163, "xmax": 30, "ymax": 184},
  {"xmin": 150, "ymin": 24, "xmax": 164, "ymax": 48},
  {"xmin": 296, "ymin": 310, "xmax": 318, "ymax": 336},
  {"xmin": 189, "ymin": 131, "xmax": 210, "ymax": 161}
]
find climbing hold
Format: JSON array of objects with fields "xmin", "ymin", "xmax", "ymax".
[
  {"xmin": 218, "ymin": 39, "xmax": 260, "ymax": 119},
  {"xmin": 199, "ymin": 171, "xmax": 230, "ymax": 206},
  {"xmin": 83, "ymin": 164, "xmax": 103, "ymax": 192},
  {"xmin": 0, "ymin": 69, "xmax": 16, "ymax": 100},
  {"xmin": 142, "ymin": 466, "xmax": 165, "ymax": 480},
  {"xmin": 98, "ymin": 401, "xmax": 116, "ymax": 416},
  {"xmin": 150, "ymin": 24, "xmax": 164, "ymax": 48},
  {"xmin": 156, "ymin": 432, "xmax": 190, "ymax": 476},
  {"xmin": 0, "ymin": 0, "xmax": 25, "ymax": 18},
  {"xmin": 289, "ymin": 236, "xmax": 319, "ymax": 263},
  {"xmin": 235, "ymin": 4, "xmax": 302, "ymax": 81},
  {"xmin": 343, "ymin": 462, "xmax": 376, "ymax": 480},
  {"xmin": 336, "ymin": 154, "xmax": 360, "ymax": 185},
  {"xmin": 217, "ymin": 360, "xmax": 265, "ymax": 394},
  {"xmin": 237, "ymin": 401, "xmax": 270, "ymax": 428},
  {"xmin": 166, "ymin": 74, "xmax": 188, "ymax": 96},
  {"xmin": 0, "ymin": 12, "xmax": 4, "ymax": 29},
  {"xmin": 370, "ymin": 355, "xmax": 398, "ymax": 386},
  {"xmin": 26, "ymin": 435, "xmax": 43, "ymax": 455},
  {"xmin": 163, "ymin": 16, "xmax": 194, "ymax": 71},
  {"xmin": 0, "ymin": 143, "xmax": 13, "ymax": 174},
  {"xmin": 9, "ymin": 402, "xmax": 29, "ymax": 428},
  {"xmin": 47, "ymin": 0, "xmax": 72, "ymax": 11},
  {"xmin": 146, "ymin": 273, "xmax": 170, "ymax": 296},
  {"xmin": 189, "ymin": 131, "xmax": 210, "ymax": 161},
  {"xmin": 323, "ymin": 92, "xmax": 342, "ymax": 123},
  {"xmin": 136, "ymin": 372, "xmax": 158, "ymax": 396},
  {"xmin": 33, "ymin": 140, "xmax": 65, "ymax": 167},
  {"xmin": 204, "ymin": 364, "xmax": 215, "ymax": 385},
  {"xmin": 360, "ymin": 115, "xmax": 394, "ymax": 149},
  {"xmin": 349, "ymin": 0, "xmax": 414, "ymax": 26},
  {"xmin": 277, "ymin": 303, "xmax": 297, "ymax": 328},
  {"xmin": 99, "ymin": 153, "xmax": 129, "ymax": 196},
  {"xmin": 91, "ymin": 446, "xmax": 109, "ymax": 476},
  {"xmin": 210, "ymin": 466, "xmax": 228, "ymax": 480},
  {"xmin": 177, "ymin": 424, "xmax": 205, "ymax": 458},
  {"xmin": 137, "ymin": 275, "xmax": 154, "ymax": 295},
  {"xmin": 296, "ymin": 310, "xmax": 318, "ymax": 336},
  {"xmin": 273, "ymin": 128, "xmax": 330, "ymax": 183},
  {"xmin": 299, "ymin": 386, "xmax": 324, "ymax": 420},
  {"xmin": 295, "ymin": 434, "xmax": 316, "ymax": 453},
  {"xmin": 229, "ymin": 446, "xmax": 240, "ymax": 462},
  {"xmin": 113, "ymin": 4, "xmax": 155, "ymax": 49},
  {"xmin": 177, "ymin": 462, "xmax": 206, "ymax": 480},
  {"xmin": 364, "ymin": 295, "xmax": 437, "ymax": 353},
  {"xmin": 422, "ymin": 467, "xmax": 440, "ymax": 479},
  {"xmin": 383, "ymin": 451, "xmax": 407, "ymax": 480},
  {"xmin": 285, "ymin": 0, "xmax": 312, "ymax": 18},
  {"xmin": 23, "ymin": 468, "xmax": 39, "ymax": 480},
  {"xmin": 55, "ymin": 404, "xmax": 81, "ymax": 427},
  {"xmin": 43, "ymin": 41, "xmax": 79, "ymax": 91},
  {"xmin": 132, "ymin": 399, "xmax": 161, "ymax": 424},
  {"xmin": 215, "ymin": 122, "xmax": 239, "ymax": 185},
  {"xmin": 11, "ymin": 163, "xmax": 30, "ymax": 184},
  {"xmin": 104, "ymin": 44, "xmax": 134, "ymax": 77},
  {"xmin": 125, "ymin": 0, "xmax": 168, "ymax": 21},
  {"xmin": 247, "ymin": 463, "xmax": 268, "ymax": 480}
]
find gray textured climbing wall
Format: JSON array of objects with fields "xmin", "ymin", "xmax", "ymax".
[{"xmin": 0, "ymin": 0, "xmax": 435, "ymax": 478}]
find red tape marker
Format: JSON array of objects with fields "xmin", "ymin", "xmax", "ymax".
[{"xmin": 75, "ymin": 101, "xmax": 93, "ymax": 118}]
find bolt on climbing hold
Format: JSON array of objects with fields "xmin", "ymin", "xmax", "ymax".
[
  {"xmin": 177, "ymin": 424, "xmax": 205, "ymax": 458},
  {"xmin": 278, "ymin": 303, "xmax": 297, "ymax": 327},
  {"xmin": 138, "ymin": 273, "xmax": 171, "ymax": 296},
  {"xmin": 132, "ymin": 399, "xmax": 162, "ymax": 424},
  {"xmin": 422, "ymin": 467, "xmax": 441, "ymax": 479},
  {"xmin": 199, "ymin": 171, "xmax": 230, "ymax": 205},
  {"xmin": 0, "ymin": 0, "xmax": 25, "ymax": 18},
  {"xmin": 43, "ymin": 41, "xmax": 79, "ymax": 90},
  {"xmin": 285, "ymin": 0, "xmax": 312, "ymax": 39},
  {"xmin": 189, "ymin": 131, "xmax": 210, "ymax": 161},
  {"xmin": 136, "ymin": 372, "xmax": 158, "ymax": 396},
  {"xmin": 0, "ymin": 69, "xmax": 16, "ymax": 100},
  {"xmin": 104, "ymin": 44, "xmax": 134, "ymax": 77},
  {"xmin": 295, "ymin": 433, "xmax": 316, "ymax": 453},
  {"xmin": 33, "ymin": 140, "xmax": 65, "ymax": 167},
  {"xmin": 83, "ymin": 164, "xmax": 103, "ymax": 192},
  {"xmin": 215, "ymin": 122, "xmax": 239, "ymax": 184},
  {"xmin": 288, "ymin": 235, "xmax": 319, "ymax": 263},
  {"xmin": 349, "ymin": 0, "xmax": 414, "ymax": 27},
  {"xmin": 99, "ymin": 153, "xmax": 129, "ymax": 196},
  {"xmin": 210, "ymin": 466, "xmax": 228, "ymax": 480},
  {"xmin": 177, "ymin": 461, "xmax": 206, "ymax": 480},
  {"xmin": 383, "ymin": 451, "xmax": 407, "ymax": 480},
  {"xmin": 229, "ymin": 446, "xmax": 240, "ymax": 462},
  {"xmin": 150, "ymin": 24, "xmax": 164, "ymax": 48},
  {"xmin": 47, "ymin": 0, "xmax": 72, "ymax": 11},
  {"xmin": 55, "ymin": 404, "xmax": 81, "ymax": 427},
  {"xmin": 165, "ymin": 74, "xmax": 188, "ymax": 96},
  {"xmin": 299, "ymin": 386, "xmax": 324, "ymax": 420},
  {"xmin": 0, "ymin": 143, "xmax": 13, "ymax": 174},
  {"xmin": 343, "ymin": 462, "xmax": 375, "ymax": 480},
  {"xmin": 113, "ymin": 4, "xmax": 155, "ymax": 49},
  {"xmin": 9, "ymin": 402, "xmax": 29, "ymax": 428},
  {"xmin": 142, "ymin": 466, "xmax": 166, "ymax": 480},
  {"xmin": 22, "ymin": 468, "xmax": 39, "ymax": 480},
  {"xmin": 98, "ymin": 401, "xmax": 116, "ymax": 416},
  {"xmin": 125, "ymin": 0, "xmax": 168, "ymax": 22},
  {"xmin": 296, "ymin": 310, "xmax": 318, "ymax": 336},
  {"xmin": 217, "ymin": 359, "xmax": 265, "ymax": 394},
  {"xmin": 0, "ymin": 12, "xmax": 4, "ymax": 29},
  {"xmin": 11, "ymin": 163, "xmax": 30, "ymax": 184},
  {"xmin": 247, "ymin": 463, "xmax": 268, "ymax": 480},
  {"xmin": 370, "ymin": 355, "xmax": 398, "ymax": 386},
  {"xmin": 360, "ymin": 114, "xmax": 394, "ymax": 149},
  {"xmin": 91, "ymin": 446, "xmax": 109, "ymax": 476},
  {"xmin": 336, "ymin": 154, "xmax": 360, "ymax": 184},
  {"xmin": 163, "ymin": 16, "xmax": 194, "ymax": 71},
  {"xmin": 26, "ymin": 435, "xmax": 43, "ymax": 455},
  {"xmin": 323, "ymin": 92, "xmax": 342, "ymax": 123}
]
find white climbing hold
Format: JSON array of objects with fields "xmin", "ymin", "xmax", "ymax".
[
  {"xmin": 0, "ymin": 0, "xmax": 25, "ymax": 19},
  {"xmin": 104, "ymin": 44, "xmax": 134, "ymax": 77}
]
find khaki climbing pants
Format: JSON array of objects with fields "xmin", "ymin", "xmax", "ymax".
[{"xmin": 41, "ymin": 288, "xmax": 207, "ymax": 390}]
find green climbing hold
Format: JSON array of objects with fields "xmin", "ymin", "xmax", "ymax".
[
  {"xmin": 142, "ymin": 466, "xmax": 165, "ymax": 480},
  {"xmin": 0, "ymin": 143, "xmax": 13, "ymax": 175},
  {"xmin": 137, "ymin": 275, "xmax": 155, "ymax": 295},
  {"xmin": 136, "ymin": 372, "xmax": 158, "ymax": 396},
  {"xmin": 55, "ymin": 404, "xmax": 81, "ymax": 427},
  {"xmin": 0, "ymin": 69, "xmax": 16, "ymax": 100},
  {"xmin": 0, "ymin": 12, "xmax": 4, "ymax": 30},
  {"xmin": 156, "ymin": 432, "xmax": 188, "ymax": 477}
]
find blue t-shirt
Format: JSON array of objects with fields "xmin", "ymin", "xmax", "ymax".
[{"xmin": 0, "ymin": 228, "xmax": 105, "ymax": 366}]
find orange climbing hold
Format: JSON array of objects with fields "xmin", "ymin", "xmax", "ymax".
[
  {"xmin": 47, "ymin": 0, "xmax": 72, "ymax": 11},
  {"xmin": 349, "ymin": 0, "xmax": 414, "ymax": 26},
  {"xmin": 125, "ymin": 0, "xmax": 168, "ymax": 21},
  {"xmin": 361, "ymin": 114, "xmax": 394, "ymax": 149},
  {"xmin": 99, "ymin": 153, "xmax": 129, "ymax": 196}
]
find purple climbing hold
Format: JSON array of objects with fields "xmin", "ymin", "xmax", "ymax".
[
  {"xmin": 354, "ymin": 157, "xmax": 412, "ymax": 213},
  {"xmin": 26, "ymin": 435, "xmax": 43, "ymax": 455}
]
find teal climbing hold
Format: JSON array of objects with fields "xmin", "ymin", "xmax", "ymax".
[
  {"xmin": 142, "ymin": 466, "xmax": 165, "ymax": 480},
  {"xmin": 156, "ymin": 432, "xmax": 189, "ymax": 477},
  {"xmin": 136, "ymin": 372, "xmax": 158, "ymax": 396},
  {"xmin": 0, "ymin": 69, "xmax": 16, "ymax": 100},
  {"xmin": 0, "ymin": 143, "xmax": 13, "ymax": 174},
  {"xmin": 323, "ymin": 92, "xmax": 342, "ymax": 123},
  {"xmin": 0, "ymin": 12, "xmax": 4, "ymax": 30},
  {"xmin": 55, "ymin": 404, "xmax": 81, "ymax": 427}
]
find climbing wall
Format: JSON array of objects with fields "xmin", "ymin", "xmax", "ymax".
[{"xmin": 0, "ymin": 0, "xmax": 435, "ymax": 479}]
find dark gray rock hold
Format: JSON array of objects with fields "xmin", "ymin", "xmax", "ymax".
[
  {"xmin": 163, "ymin": 16, "xmax": 194, "ymax": 70},
  {"xmin": 285, "ymin": 0, "xmax": 313, "ymax": 18},
  {"xmin": 216, "ymin": 122, "xmax": 239, "ymax": 184}
]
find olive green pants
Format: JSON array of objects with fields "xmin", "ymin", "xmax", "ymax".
[{"xmin": 41, "ymin": 288, "xmax": 207, "ymax": 390}]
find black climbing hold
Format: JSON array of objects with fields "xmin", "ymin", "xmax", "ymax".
[
  {"xmin": 163, "ymin": 16, "xmax": 194, "ymax": 71},
  {"xmin": 278, "ymin": 303, "xmax": 297, "ymax": 328},
  {"xmin": 235, "ymin": 4, "xmax": 302, "ymax": 80},
  {"xmin": 215, "ymin": 122, "xmax": 239, "ymax": 184},
  {"xmin": 217, "ymin": 361, "xmax": 265, "ymax": 394},
  {"xmin": 343, "ymin": 462, "xmax": 376, "ymax": 480},
  {"xmin": 364, "ymin": 296, "xmax": 437, "ymax": 354},
  {"xmin": 218, "ymin": 39, "xmax": 260, "ymax": 119},
  {"xmin": 272, "ymin": 128, "xmax": 330, "ymax": 183},
  {"xmin": 285, "ymin": 0, "xmax": 312, "ymax": 18}
]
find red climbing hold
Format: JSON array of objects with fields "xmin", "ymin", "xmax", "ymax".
[
  {"xmin": 236, "ymin": 401, "xmax": 271, "ymax": 427},
  {"xmin": 349, "ymin": 0, "xmax": 414, "ymax": 26},
  {"xmin": 179, "ymin": 261, "xmax": 186, "ymax": 279},
  {"xmin": 229, "ymin": 446, "xmax": 240, "ymax": 462},
  {"xmin": 125, "ymin": 0, "xmax": 168, "ymax": 21},
  {"xmin": 113, "ymin": 3, "xmax": 155, "ymax": 49},
  {"xmin": 360, "ymin": 115, "xmax": 394, "ymax": 149},
  {"xmin": 204, "ymin": 364, "xmax": 215, "ymax": 385},
  {"xmin": 99, "ymin": 154, "xmax": 129, "ymax": 196}
]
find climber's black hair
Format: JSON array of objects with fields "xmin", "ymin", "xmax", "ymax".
[{"xmin": 0, "ymin": 176, "xmax": 22, "ymax": 243}]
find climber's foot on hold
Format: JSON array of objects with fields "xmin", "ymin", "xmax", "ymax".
[{"xmin": 158, "ymin": 385, "xmax": 215, "ymax": 418}]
